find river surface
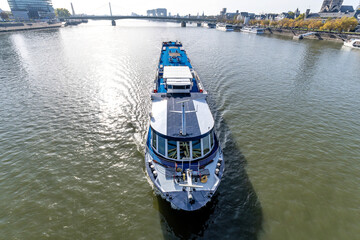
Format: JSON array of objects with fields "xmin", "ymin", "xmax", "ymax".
[{"xmin": 1, "ymin": 20, "xmax": 360, "ymax": 240}]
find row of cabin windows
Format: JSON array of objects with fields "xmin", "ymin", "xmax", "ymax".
[{"xmin": 151, "ymin": 129, "xmax": 215, "ymax": 160}]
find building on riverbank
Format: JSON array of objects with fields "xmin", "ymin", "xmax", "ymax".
[
  {"xmin": 7, "ymin": 0, "xmax": 55, "ymax": 21},
  {"xmin": 305, "ymin": 0, "xmax": 360, "ymax": 21},
  {"xmin": 320, "ymin": 0, "xmax": 344, "ymax": 12},
  {"xmin": 147, "ymin": 8, "xmax": 167, "ymax": 17}
]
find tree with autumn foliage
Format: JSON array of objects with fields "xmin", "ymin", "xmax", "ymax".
[
  {"xmin": 262, "ymin": 20, "xmax": 270, "ymax": 27},
  {"xmin": 320, "ymin": 18, "xmax": 336, "ymax": 32},
  {"xmin": 338, "ymin": 17, "xmax": 358, "ymax": 32},
  {"xmin": 270, "ymin": 21, "xmax": 278, "ymax": 27},
  {"xmin": 308, "ymin": 20, "xmax": 324, "ymax": 30},
  {"xmin": 295, "ymin": 13, "xmax": 305, "ymax": 21},
  {"xmin": 249, "ymin": 19, "xmax": 258, "ymax": 26},
  {"xmin": 320, "ymin": 17, "xmax": 358, "ymax": 32},
  {"xmin": 294, "ymin": 19, "xmax": 305, "ymax": 29}
]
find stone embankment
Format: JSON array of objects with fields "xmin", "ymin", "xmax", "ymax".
[
  {"xmin": 264, "ymin": 28, "xmax": 360, "ymax": 42},
  {"xmin": 0, "ymin": 22, "xmax": 62, "ymax": 33}
]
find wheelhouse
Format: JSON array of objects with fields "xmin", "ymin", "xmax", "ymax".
[
  {"xmin": 149, "ymin": 128, "xmax": 216, "ymax": 161},
  {"xmin": 164, "ymin": 66, "xmax": 193, "ymax": 93}
]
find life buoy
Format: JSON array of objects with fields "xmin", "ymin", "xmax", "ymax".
[{"xmin": 201, "ymin": 175, "xmax": 208, "ymax": 183}]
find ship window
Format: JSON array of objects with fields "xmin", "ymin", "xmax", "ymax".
[
  {"xmin": 192, "ymin": 139, "xmax": 201, "ymax": 159},
  {"xmin": 203, "ymin": 134, "xmax": 210, "ymax": 155},
  {"xmin": 167, "ymin": 140, "xmax": 177, "ymax": 159},
  {"xmin": 179, "ymin": 142, "xmax": 190, "ymax": 159},
  {"xmin": 210, "ymin": 131, "xmax": 214, "ymax": 148},
  {"xmin": 158, "ymin": 135, "xmax": 166, "ymax": 156},
  {"xmin": 152, "ymin": 130, "xmax": 157, "ymax": 150},
  {"xmin": 173, "ymin": 85, "xmax": 186, "ymax": 89},
  {"xmin": 168, "ymin": 85, "xmax": 173, "ymax": 89}
]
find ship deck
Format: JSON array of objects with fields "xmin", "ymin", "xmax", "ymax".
[{"xmin": 157, "ymin": 41, "xmax": 199, "ymax": 93}]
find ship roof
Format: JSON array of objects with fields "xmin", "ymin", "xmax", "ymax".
[
  {"xmin": 163, "ymin": 66, "xmax": 193, "ymax": 79},
  {"xmin": 150, "ymin": 93, "xmax": 214, "ymax": 140}
]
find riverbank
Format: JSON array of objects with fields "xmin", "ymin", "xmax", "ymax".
[
  {"xmin": 0, "ymin": 22, "xmax": 62, "ymax": 33},
  {"xmin": 263, "ymin": 28, "xmax": 360, "ymax": 42}
]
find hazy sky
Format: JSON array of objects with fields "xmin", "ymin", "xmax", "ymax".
[{"xmin": 1, "ymin": 0, "xmax": 359, "ymax": 15}]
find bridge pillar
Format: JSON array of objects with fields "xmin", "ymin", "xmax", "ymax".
[
  {"xmin": 181, "ymin": 21, "xmax": 186, "ymax": 27},
  {"xmin": 197, "ymin": 22, "xmax": 201, "ymax": 27},
  {"xmin": 112, "ymin": 19, "xmax": 116, "ymax": 26}
]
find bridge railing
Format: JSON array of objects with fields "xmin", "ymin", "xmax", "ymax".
[{"xmin": 66, "ymin": 15, "xmax": 217, "ymax": 22}]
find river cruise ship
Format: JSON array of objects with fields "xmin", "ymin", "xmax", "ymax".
[
  {"xmin": 145, "ymin": 41, "xmax": 224, "ymax": 211},
  {"xmin": 216, "ymin": 23, "xmax": 234, "ymax": 32}
]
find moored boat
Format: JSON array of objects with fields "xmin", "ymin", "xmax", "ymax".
[
  {"xmin": 241, "ymin": 26, "xmax": 265, "ymax": 34},
  {"xmin": 145, "ymin": 41, "xmax": 224, "ymax": 211},
  {"xmin": 202, "ymin": 22, "xmax": 216, "ymax": 28},
  {"xmin": 208, "ymin": 23, "xmax": 216, "ymax": 28},
  {"xmin": 344, "ymin": 39, "xmax": 360, "ymax": 49},
  {"xmin": 216, "ymin": 23, "xmax": 234, "ymax": 32}
]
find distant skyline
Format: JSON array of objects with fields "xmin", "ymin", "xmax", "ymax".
[{"xmin": 1, "ymin": 0, "xmax": 359, "ymax": 15}]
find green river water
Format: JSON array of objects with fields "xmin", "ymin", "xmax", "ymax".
[{"xmin": 0, "ymin": 21, "xmax": 359, "ymax": 239}]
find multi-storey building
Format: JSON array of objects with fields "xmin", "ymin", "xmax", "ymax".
[{"xmin": 7, "ymin": 0, "xmax": 55, "ymax": 20}]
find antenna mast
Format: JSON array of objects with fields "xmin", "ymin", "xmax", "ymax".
[{"xmin": 181, "ymin": 102, "xmax": 186, "ymax": 135}]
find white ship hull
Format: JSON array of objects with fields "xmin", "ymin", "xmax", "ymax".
[{"xmin": 344, "ymin": 39, "xmax": 360, "ymax": 49}]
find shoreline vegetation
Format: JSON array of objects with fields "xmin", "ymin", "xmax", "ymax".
[
  {"xmin": 1, "ymin": 16, "xmax": 359, "ymax": 43},
  {"xmin": 263, "ymin": 28, "xmax": 359, "ymax": 42},
  {"xmin": 225, "ymin": 14, "xmax": 359, "ymax": 33},
  {"xmin": 223, "ymin": 15, "xmax": 360, "ymax": 42}
]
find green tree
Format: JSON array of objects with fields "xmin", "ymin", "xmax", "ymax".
[
  {"xmin": 288, "ymin": 11, "xmax": 295, "ymax": 19},
  {"xmin": 0, "ymin": 11, "xmax": 9, "ymax": 20},
  {"xmin": 55, "ymin": 8, "xmax": 71, "ymax": 18}
]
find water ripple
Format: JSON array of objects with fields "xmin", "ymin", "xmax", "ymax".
[{"xmin": 1, "ymin": 22, "xmax": 360, "ymax": 240}]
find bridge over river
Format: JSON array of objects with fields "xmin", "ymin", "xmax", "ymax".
[
  {"xmin": 65, "ymin": 3, "xmax": 217, "ymax": 26},
  {"xmin": 66, "ymin": 15, "xmax": 217, "ymax": 27}
]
